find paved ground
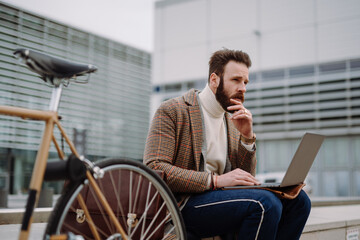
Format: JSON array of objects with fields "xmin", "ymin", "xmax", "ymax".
[
  {"xmin": 2, "ymin": 205, "xmax": 360, "ymax": 240},
  {"xmin": 1, "ymin": 195, "xmax": 57, "ymax": 239},
  {"xmin": 1, "ymin": 195, "xmax": 360, "ymax": 239},
  {"xmin": 0, "ymin": 223, "xmax": 46, "ymax": 240}
]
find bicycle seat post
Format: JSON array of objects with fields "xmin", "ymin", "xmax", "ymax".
[{"xmin": 49, "ymin": 85, "xmax": 63, "ymax": 112}]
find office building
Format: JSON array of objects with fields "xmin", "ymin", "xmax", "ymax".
[
  {"xmin": 152, "ymin": 0, "xmax": 360, "ymax": 196},
  {"xmin": 0, "ymin": 2, "xmax": 151, "ymax": 194}
]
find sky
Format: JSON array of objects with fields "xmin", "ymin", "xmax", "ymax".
[{"xmin": 2, "ymin": 0, "xmax": 156, "ymax": 52}]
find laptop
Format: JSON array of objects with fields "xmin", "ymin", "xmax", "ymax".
[{"xmin": 223, "ymin": 132, "xmax": 325, "ymax": 189}]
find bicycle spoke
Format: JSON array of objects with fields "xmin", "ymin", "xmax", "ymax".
[
  {"xmin": 88, "ymin": 185, "xmax": 113, "ymax": 238},
  {"xmin": 141, "ymin": 182, "xmax": 152, "ymax": 237},
  {"xmin": 68, "ymin": 204, "xmax": 108, "ymax": 239},
  {"xmin": 162, "ymin": 225, "xmax": 176, "ymax": 240},
  {"xmin": 109, "ymin": 169, "xmax": 127, "ymax": 227},
  {"xmin": 133, "ymin": 173, "xmax": 143, "ymax": 213},
  {"xmin": 46, "ymin": 159, "xmax": 185, "ymax": 240},
  {"xmin": 142, "ymin": 201, "xmax": 166, "ymax": 240},
  {"xmin": 127, "ymin": 171, "xmax": 133, "ymax": 237},
  {"xmin": 129, "ymin": 187, "xmax": 161, "ymax": 239}
]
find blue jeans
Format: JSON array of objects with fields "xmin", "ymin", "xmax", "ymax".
[{"xmin": 181, "ymin": 189, "xmax": 311, "ymax": 240}]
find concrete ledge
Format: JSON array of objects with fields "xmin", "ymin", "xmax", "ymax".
[
  {"xmin": 0, "ymin": 208, "xmax": 52, "ymax": 225},
  {"xmin": 301, "ymin": 204, "xmax": 360, "ymax": 240},
  {"xmin": 311, "ymin": 197, "xmax": 360, "ymax": 207},
  {"xmin": 1, "ymin": 204, "xmax": 360, "ymax": 240}
]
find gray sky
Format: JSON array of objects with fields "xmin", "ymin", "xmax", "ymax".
[{"xmin": 2, "ymin": 0, "xmax": 155, "ymax": 52}]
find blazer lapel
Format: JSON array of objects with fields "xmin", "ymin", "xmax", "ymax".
[
  {"xmin": 184, "ymin": 89, "xmax": 203, "ymax": 171},
  {"xmin": 225, "ymin": 113, "xmax": 239, "ymax": 168}
]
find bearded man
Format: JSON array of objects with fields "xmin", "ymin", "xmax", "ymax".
[{"xmin": 144, "ymin": 49, "xmax": 311, "ymax": 240}]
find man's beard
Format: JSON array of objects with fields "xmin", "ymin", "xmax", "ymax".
[{"xmin": 215, "ymin": 76, "xmax": 244, "ymax": 113}]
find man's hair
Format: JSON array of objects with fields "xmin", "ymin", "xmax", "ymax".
[{"xmin": 208, "ymin": 48, "xmax": 252, "ymax": 81}]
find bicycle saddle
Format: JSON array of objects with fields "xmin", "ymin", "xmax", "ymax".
[{"xmin": 14, "ymin": 48, "xmax": 97, "ymax": 83}]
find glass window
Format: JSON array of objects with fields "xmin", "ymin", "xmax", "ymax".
[
  {"xmin": 355, "ymin": 171, "xmax": 360, "ymax": 196},
  {"xmin": 323, "ymin": 171, "xmax": 350, "ymax": 196},
  {"xmin": 319, "ymin": 61, "xmax": 346, "ymax": 74},
  {"xmin": 350, "ymin": 59, "xmax": 360, "ymax": 71},
  {"xmin": 354, "ymin": 137, "xmax": 360, "ymax": 167},
  {"xmin": 187, "ymin": 81, "xmax": 195, "ymax": 90},
  {"xmin": 249, "ymin": 72, "xmax": 257, "ymax": 82},
  {"xmin": 262, "ymin": 69, "xmax": 285, "ymax": 81},
  {"xmin": 262, "ymin": 140, "xmax": 290, "ymax": 172},
  {"xmin": 289, "ymin": 65, "xmax": 315, "ymax": 78},
  {"xmin": 164, "ymin": 83, "xmax": 182, "ymax": 92},
  {"xmin": 153, "ymin": 85, "xmax": 161, "ymax": 93},
  {"xmin": 323, "ymin": 138, "xmax": 349, "ymax": 168},
  {"xmin": 306, "ymin": 172, "xmax": 318, "ymax": 196}
]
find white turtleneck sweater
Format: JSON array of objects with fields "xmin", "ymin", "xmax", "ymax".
[
  {"xmin": 199, "ymin": 84, "xmax": 254, "ymax": 178},
  {"xmin": 199, "ymin": 84, "xmax": 228, "ymax": 175}
]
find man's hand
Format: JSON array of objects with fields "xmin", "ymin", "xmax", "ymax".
[
  {"xmin": 227, "ymin": 98, "xmax": 253, "ymax": 138},
  {"xmin": 216, "ymin": 168, "xmax": 260, "ymax": 188}
]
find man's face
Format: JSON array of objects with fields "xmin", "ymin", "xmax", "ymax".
[{"xmin": 215, "ymin": 61, "xmax": 249, "ymax": 113}]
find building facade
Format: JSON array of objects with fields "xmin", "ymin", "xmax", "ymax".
[
  {"xmin": 0, "ymin": 2, "xmax": 151, "ymax": 194},
  {"xmin": 152, "ymin": 0, "xmax": 360, "ymax": 196}
]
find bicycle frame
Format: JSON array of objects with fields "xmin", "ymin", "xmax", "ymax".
[{"xmin": 0, "ymin": 86, "xmax": 127, "ymax": 240}]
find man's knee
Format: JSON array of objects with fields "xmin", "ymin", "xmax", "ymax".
[
  {"xmin": 236, "ymin": 190, "xmax": 283, "ymax": 223},
  {"xmin": 259, "ymin": 190, "xmax": 283, "ymax": 221},
  {"xmin": 296, "ymin": 190, "xmax": 312, "ymax": 216}
]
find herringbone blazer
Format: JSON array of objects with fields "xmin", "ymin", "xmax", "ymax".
[{"xmin": 143, "ymin": 89, "xmax": 257, "ymax": 202}]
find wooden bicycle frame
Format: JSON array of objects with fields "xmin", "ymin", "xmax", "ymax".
[{"xmin": 0, "ymin": 105, "xmax": 127, "ymax": 240}]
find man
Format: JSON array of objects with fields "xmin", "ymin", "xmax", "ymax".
[{"xmin": 144, "ymin": 49, "xmax": 311, "ymax": 239}]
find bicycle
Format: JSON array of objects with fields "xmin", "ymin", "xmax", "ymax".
[{"xmin": 0, "ymin": 48, "xmax": 186, "ymax": 240}]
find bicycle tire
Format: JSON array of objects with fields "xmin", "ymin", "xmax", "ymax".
[{"xmin": 45, "ymin": 158, "xmax": 186, "ymax": 240}]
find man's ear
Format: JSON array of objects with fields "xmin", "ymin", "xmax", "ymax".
[{"xmin": 209, "ymin": 73, "xmax": 219, "ymax": 92}]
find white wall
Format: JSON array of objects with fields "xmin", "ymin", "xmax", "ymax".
[
  {"xmin": 154, "ymin": 0, "xmax": 360, "ymax": 84},
  {"xmin": 153, "ymin": 0, "xmax": 209, "ymax": 84}
]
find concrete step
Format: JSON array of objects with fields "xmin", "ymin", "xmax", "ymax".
[
  {"xmin": 0, "ymin": 208, "xmax": 51, "ymax": 225},
  {"xmin": 0, "ymin": 223, "xmax": 46, "ymax": 240},
  {"xmin": 301, "ymin": 204, "xmax": 360, "ymax": 240},
  {"xmin": 1, "ymin": 200, "xmax": 360, "ymax": 239}
]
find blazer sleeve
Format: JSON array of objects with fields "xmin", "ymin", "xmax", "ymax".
[
  {"xmin": 226, "ymin": 114, "xmax": 257, "ymax": 176},
  {"xmin": 238, "ymin": 143, "xmax": 257, "ymax": 176},
  {"xmin": 143, "ymin": 101, "xmax": 210, "ymax": 193}
]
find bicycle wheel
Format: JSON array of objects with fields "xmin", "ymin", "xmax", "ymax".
[{"xmin": 45, "ymin": 158, "xmax": 186, "ymax": 240}]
